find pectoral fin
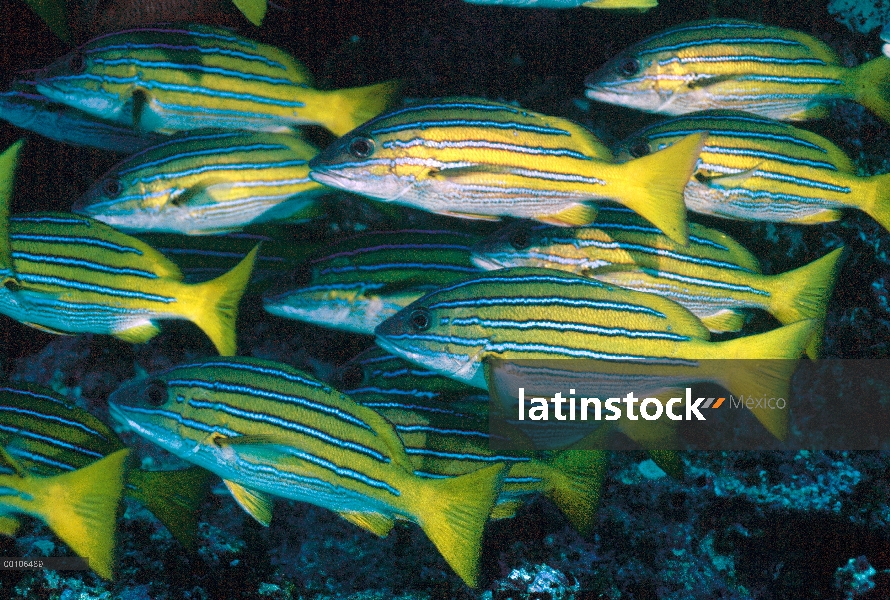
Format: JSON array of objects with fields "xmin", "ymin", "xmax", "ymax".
[
  {"xmin": 170, "ymin": 179, "xmax": 229, "ymax": 208},
  {"xmin": 223, "ymin": 479, "xmax": 273, "ymax": 526}
]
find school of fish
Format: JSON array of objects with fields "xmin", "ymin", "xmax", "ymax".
[{"xmin": 0, "ymin": 1, "xmax": 883, "ymax": 588}]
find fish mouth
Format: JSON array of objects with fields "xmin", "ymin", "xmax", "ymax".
[{"xmin": 308, "ymin": 168, "xmax": 349, "ymax": 188}]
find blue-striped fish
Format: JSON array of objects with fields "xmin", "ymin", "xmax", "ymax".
[
  {"xmin": 263, "ymin": 229, "xmax": 482, "ymax": 334},
  {"xmin": 0, "ymin": 445, "xmax": 128, "ymax": 580},
  {"xmin": 334, "ymin": 346, "xmax": 607, "ymax": 534},
  {"xmin": 0, "ymin": 381, "xmax": 213, "ymax": 550},
  {"xmin": 0, "ymin": 213, "xmax": 256, "ymax": 355},
  {"xmin": 73, "ymin": 131, "xmax": 327, "ymax": 235},
  {"xmin": 136, "ymin": 226, "xmax": 322, "ymax": 290},
  {"xmin": 108, "ymin": 357, "xmax": 506, "ymax": 587},
  {"xmin": 33, "ymin": 24, "xmax": 400, "ymax": 137},
  {"xmin": 612, "ymin": 111, "xmax": 890, "ymax": 233},
  {"xmin": 375, "ymin": 267, "xmax": 817, "ymax": 439},
  {"xmin": 584, "ymin": 19, "xmax": 890, "ymax": 123},
  {"xmin": 463, "ymin": 0, "xmax": 656, "ymax": 9},
  {"xmin": 471, "ymin": 210, "xmax": 844, "ymax": 357},
  {"xmin": 308, "ymin": 97, "xmax": 704, "ymax": 244},
  {"xmin": 1, "ymin": 79, "xmax": 166, "ymax": 153}
]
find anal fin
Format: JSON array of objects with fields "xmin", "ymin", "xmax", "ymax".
[
  {"xmin": 699, "ymin": 309, "xmax": 747, "ymax": 333},
  {"xmin": 338, "ymin": 510, "xmax": 395, "ymax": 537},
  {"xmin": 537, "ymin": 204, "xmax": 598, "ymax": 227},
  {"xmin": 223, "ymin": 479, "xmax": 273, "ymax": 526},
  {"xmin": 114, "ymin": 322, "xmax": 161, "ymax": 344}
]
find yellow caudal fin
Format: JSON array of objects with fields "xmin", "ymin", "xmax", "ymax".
[
  {"xmin": 864, "ymin": 171, "xmax": 890, "ymax": 235},
  {"xmin": 851, "ymin": 56, "xmax": 890, "ymax": 125},
  {"xmin": 414, "ymin": 462, "xmax": 506, "ymax": 587},
  {"xmin": 545, "ymin": 449, "xmax": 607, "ymax": 537},
  {"xmin": 705, "ymin": 320, "xmax": 816, "ymax": 440},
  {"xmin": 37, "ymin": 449, "xmax": 129, "ymax": 580},
  {"xmin": 583, "ymin": 0, "xmax": 657, "ymax": 9},
  {"xmin": 125, "ymin": 466, "xmax": 215, "ymax": 550},
  {"xmin": 188, "ymin": 245, "xmax": 258, "ymax": 356},
  {"xmin": 324, "ymin": 80, "xmax": 403, "ymax": 137},
  {"xmin": 614, "ymin": 132, "xmax": 705, "ymax": 245},
  {"xmin": 763, "ymin": 248, "xmax": 845, "ymax": 359}
]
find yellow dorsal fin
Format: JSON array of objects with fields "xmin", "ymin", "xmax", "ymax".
[
  {"xmin": 338, "ymin": 510, "xmax": 395, "ymax": 537},
  {"xmin": 223, "ymin": 479, "xmax": 273, "ymax": 526}
]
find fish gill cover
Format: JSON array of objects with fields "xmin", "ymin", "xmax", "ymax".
[{"xmin": 1, "ymin": 0, "xmax": 890, "ymax": 598}]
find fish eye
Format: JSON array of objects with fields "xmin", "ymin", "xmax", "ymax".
[
  {"xmin": 409, "ymin": 308, "xmax": 431, "ymax": 332},
  {"xmin": 348, "ymin": 137, "xmax": 375, "ymax": 159},
  {"xmin": 102, "ymin": 178, "xmax": 122, "ymax": 198},
  {"xmin": 146, "ymin": 381, "xmax": 166, "ymax": 406},
  {"xmin": 337, "ymin": 365, "xmax": 365, "ymax": 390},
  {"xmin": 617, "ymin": 57, "xmax": 640, "ymax": 77},
  {"xmin": 628, "ymin": 138, "xmax": 651, "ymax": 158},
  {"xmin": 2, "ymin": 279, "xmax": 20, "ymax": 292},
  {"xmin": 67, "ymin": 52, "xmax": 86, "ymax": 74},
  {"xmin": 509, "ymin": 228, "xmax": 531, "ymax": 250}
]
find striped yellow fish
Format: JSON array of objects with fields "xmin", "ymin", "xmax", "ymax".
[
  {"xmin": 32, "ymin": 24, "xmax": 400, "ymax": 137},
  {"xmin": 108, "ymin": 357, "xmax": 506, "ymax": 587},
  {"xmin": 0, "ymin": 381, "xmax": 213, "ymax": 550},
  {"xmin": 0, "ymin": 445, "xmax": 128, "ymax": 580},
  {"xmin": 73, "ymin": 131, "xmax": 327, "ymax": 235},
  {"xmin": 334, "ymin": 346, "xmax": 608, "ymax": 534},
  {"xmin": 0, "ymin": 213, "xmax": 256, "ymax": 355},
  {"xmin": 471, "ymin": 209, "xmax": 844, "ymax": 357},
  {"xmin": 308, "ymin": 97, "xmax": 704, "ymax": 244},
  {"xmin": 375, "ymin": 267, "xmax": 817, "ymax": 439},
  {"xmin": 263, "ymin": 229, "xmax": 482, "ymax": 334},
  {"xmin": 584, "ymin": 19, "xmax": 890, "ymax": 123},
  {"xmin": 612, "ymin": 111, "xmax": 890, "ymax": 233},
  {"xmin": 462, "ymin": 0, "xmax": 656, "ymax": 9}
]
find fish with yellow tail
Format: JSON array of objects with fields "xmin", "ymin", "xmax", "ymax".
[
  {"xmin": 471, "ymin": 211, "xmax": 844, "ymax": 357},
  {"xmin": 0, "ymin": 381, "xmax": 214, "ymax": 550},
  {"xmin": 0, "ymin": 445, "xmax": 129, "ymax": 580},
  {"xmin": 334, "ymin": 346, "xmax": 610, "ymax": 535},
  {"xmin": 108, "ymin": 357, "xmax": 507, "ymax": 587},
  {"xmin": 462, "ymin": 0, "xmax": 656, "ymax": 10},
  {"xmin": 32, "ymin": 24, "xmax": 400, "ymax": 137},
  {"xmin": 375, "ymin": 267, "xmax": 817, "ymax": 440},
  {"xmin": 73, "ymin": 131, "xmax": 327, "ymax": 235},
  {"xmin": 308, "ymin": 97, "xmax": 703, "ymax": 244},
  {"xmin": 612, "ymin": 111, "xmax": 890, "ymax": 234},
  {"xmin": 585, "ymin": 19, "xmax": 890, "ymax": 123},
  {"xmin": 0, "ymin": 213, "xmax": 256, "ymax": 355}
]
